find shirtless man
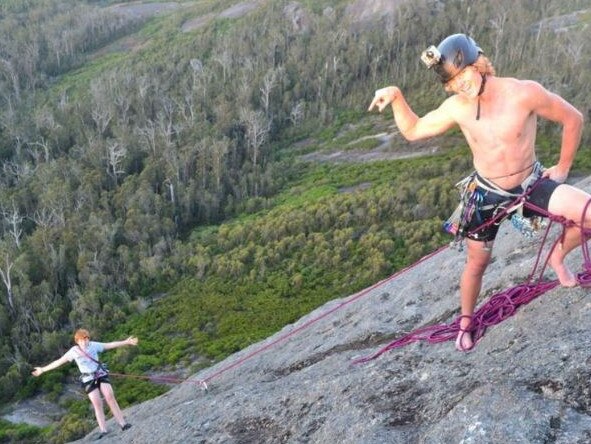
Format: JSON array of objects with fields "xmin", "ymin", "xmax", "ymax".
[{"xmin": 368, "ymin": 33, "xmax": 588, "ymax": 351}]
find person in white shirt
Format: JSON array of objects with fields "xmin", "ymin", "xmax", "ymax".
[{"xmin": 32, "ymin": 328, "xmax": 138, "ymax": 439}]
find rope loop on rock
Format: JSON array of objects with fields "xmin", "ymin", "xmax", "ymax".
[{"xmin": 353, "ymin": 194, "xmax": 591, "ymax": 363}]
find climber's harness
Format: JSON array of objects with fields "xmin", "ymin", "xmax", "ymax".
[{"xmin": 444, "ymin": 161, "xmax": 546, "ymax": 248}]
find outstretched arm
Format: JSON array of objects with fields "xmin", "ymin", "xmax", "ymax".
[
  {"xmin": 368, "ymin": 86, "xmax": 456, "ymax": 141},
  {"xmin": 102, "ymin": 336, "xmax": 139, "ymax": 351},
  {"xmin": 32, "ymin": 355, "xmax": 70, "ymax": 377}
]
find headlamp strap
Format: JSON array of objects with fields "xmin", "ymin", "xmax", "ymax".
[{"xmin": 476, "ymin": 74, "xmax": 487, "ymax": 121}]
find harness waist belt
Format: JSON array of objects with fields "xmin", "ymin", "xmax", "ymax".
[{"xmin": 474, "ymin": 161, "xmax": 542, "ymax": 198}]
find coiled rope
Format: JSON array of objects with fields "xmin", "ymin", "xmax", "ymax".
[{"xmin": 353, "ymin": 188, "xmax": 591, "ymax": 363}]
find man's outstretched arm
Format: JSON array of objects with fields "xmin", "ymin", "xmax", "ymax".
[{"xmin": 368, "ymin": 86, "xmax": 456, "ymax": 141}]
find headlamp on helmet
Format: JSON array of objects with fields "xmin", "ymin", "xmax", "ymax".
[{"xmin": 420, "ymin": 46, "xmax": 442, "ymax": 69}]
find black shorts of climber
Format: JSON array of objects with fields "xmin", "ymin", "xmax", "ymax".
[
  {"xmin": 465, "ymin": 176, "xmax": 561, "ymax": 242},
  {"xmin": 82, "ymin": 375, "xmax": 111, "ymax": 394}
]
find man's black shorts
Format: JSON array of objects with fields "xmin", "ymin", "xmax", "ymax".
[{"xmin": 466, "ymin": 177, "xmax": 561, "ymax": 242}]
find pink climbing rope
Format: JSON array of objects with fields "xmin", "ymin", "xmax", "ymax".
[
  {"xmin": 108, "ymin": 372, "xmax": 198, "ymax": 385},
  {"xmin": 197, "ymin": 244, "xmax": 449, "ymax": 385},
  {"xmin": 107, "ymin": 180, "xmax": 591, "ymax": 382},
  {"xmin": 111, "ymin": 244, "xmax": 451, "ymax": 388},
  {"xmin": 353, "ymin": 188, "xmax": 591, "ymax": 364}
]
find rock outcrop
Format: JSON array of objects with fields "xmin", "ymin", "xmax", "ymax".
[{"xmin": 73, "ymin": 178, "xmax": 591, "ymax": 443}]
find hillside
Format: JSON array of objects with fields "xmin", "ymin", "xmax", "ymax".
[
  {"xmin": 0, "ymin": 0, "xmax": 590, "ymax": 442},
  {"xmin": 70, "ymin": 177, "xmax": 591, "ymax": 443}
]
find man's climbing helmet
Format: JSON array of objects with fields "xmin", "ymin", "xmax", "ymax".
[{"xmin": 421, "ymin": 33, "xmax": 483, "ymax": 83}]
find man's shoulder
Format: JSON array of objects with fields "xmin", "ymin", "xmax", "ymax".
[
  {"xmin": 489, "ymin": 77, "xmax": 549, "ymax": 104},
  {"xmin": 495, "ymin": 76, "xmax": 543, "ymax": 91}
]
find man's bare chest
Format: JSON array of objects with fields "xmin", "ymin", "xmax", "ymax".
[{"xmin": 460, "ymin": 104, "xmax": 535, "ymax": 148}]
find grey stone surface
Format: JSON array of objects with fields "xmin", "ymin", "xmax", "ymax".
[{"xmin": 74, "ymin": 178, "xmax": 591, "ymax": 443}]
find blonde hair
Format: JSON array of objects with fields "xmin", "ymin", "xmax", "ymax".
[
  {"xmin": 473, "ymin": 55, "xmax": 496, "ymax": 76},
  {"xmin": 74, "ymin": 328, "xmax": 90, "ymax": 342},
  {"xmin": 443, "ymin": 55, "xmax": 496, "ymax": 93}
]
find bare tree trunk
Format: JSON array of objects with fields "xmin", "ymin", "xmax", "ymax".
[
  {"xmin": 0, "ymin": 254, "xmax": 15, "ymax": 312},
  {"xmin": 0, "ymin": 57, "xmax": 21, "ymax": 102},
  {"xmin": 106, "ymin": 141, "xmax": 127, "ymax": 186},
  {"xmin": 239, "ymin": 109, "xmax": 271, "ymax": 197},
  {"xmin": 2, "ymin": 204, "xmax": 24, "ymax": 248}
]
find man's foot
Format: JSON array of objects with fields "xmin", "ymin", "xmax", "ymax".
[
  {"xmin": 121, "ymin": 423, "xmax": 132, "ymax": 431},
  {"xmin": 95, "ymin": 431, "xmax": 109, "ymax": 440},
  {"xmin": 455, "ymin": 330, "xmax": 474, "ymax": 352},
  {"xmin": 549, "ymin": 259, "xmax": 578, "ymax": 287}
]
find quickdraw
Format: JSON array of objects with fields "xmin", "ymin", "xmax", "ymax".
[{"xmin": 443, "ymin": 173, "xmax": 482, "ymax": 250}]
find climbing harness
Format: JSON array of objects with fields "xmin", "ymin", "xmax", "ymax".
[
  {"xmin": 476, "ymin": 74, "xmax": 487, "ymax": 120},
  {"xmin": 445, "ymin": 162, "xmax": 546, "ymax": 249},
  {"xmin": 77, "ymin": 346, "xmax": 109, "ymax": 381},
  {"xmin": 443, "ymin": 173, "xmax": 481, "ymax": 247}
]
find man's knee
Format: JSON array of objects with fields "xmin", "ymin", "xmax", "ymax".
[
  {"xmin": 465, "ymin": 248, "xmax": 492, "ymax": 275},
  {"xmin": 465, "ymin": 259, "xmax": 489, "ymax": 277}
]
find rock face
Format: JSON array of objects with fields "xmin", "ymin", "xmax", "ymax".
[
  {"xmin": 344, "ymin": 0, "xmax": 407, "ymax": 24},
  {"xmin": 74, "ymin": 178, "xmax": 591, "ymax": 443},
  {"xmin": 181, "ymin": 1, "xmax": 263, "ymax": 33},
  {"xmin": 108, "ymin": 2, "xmax": 182, "ymax": 20}
]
